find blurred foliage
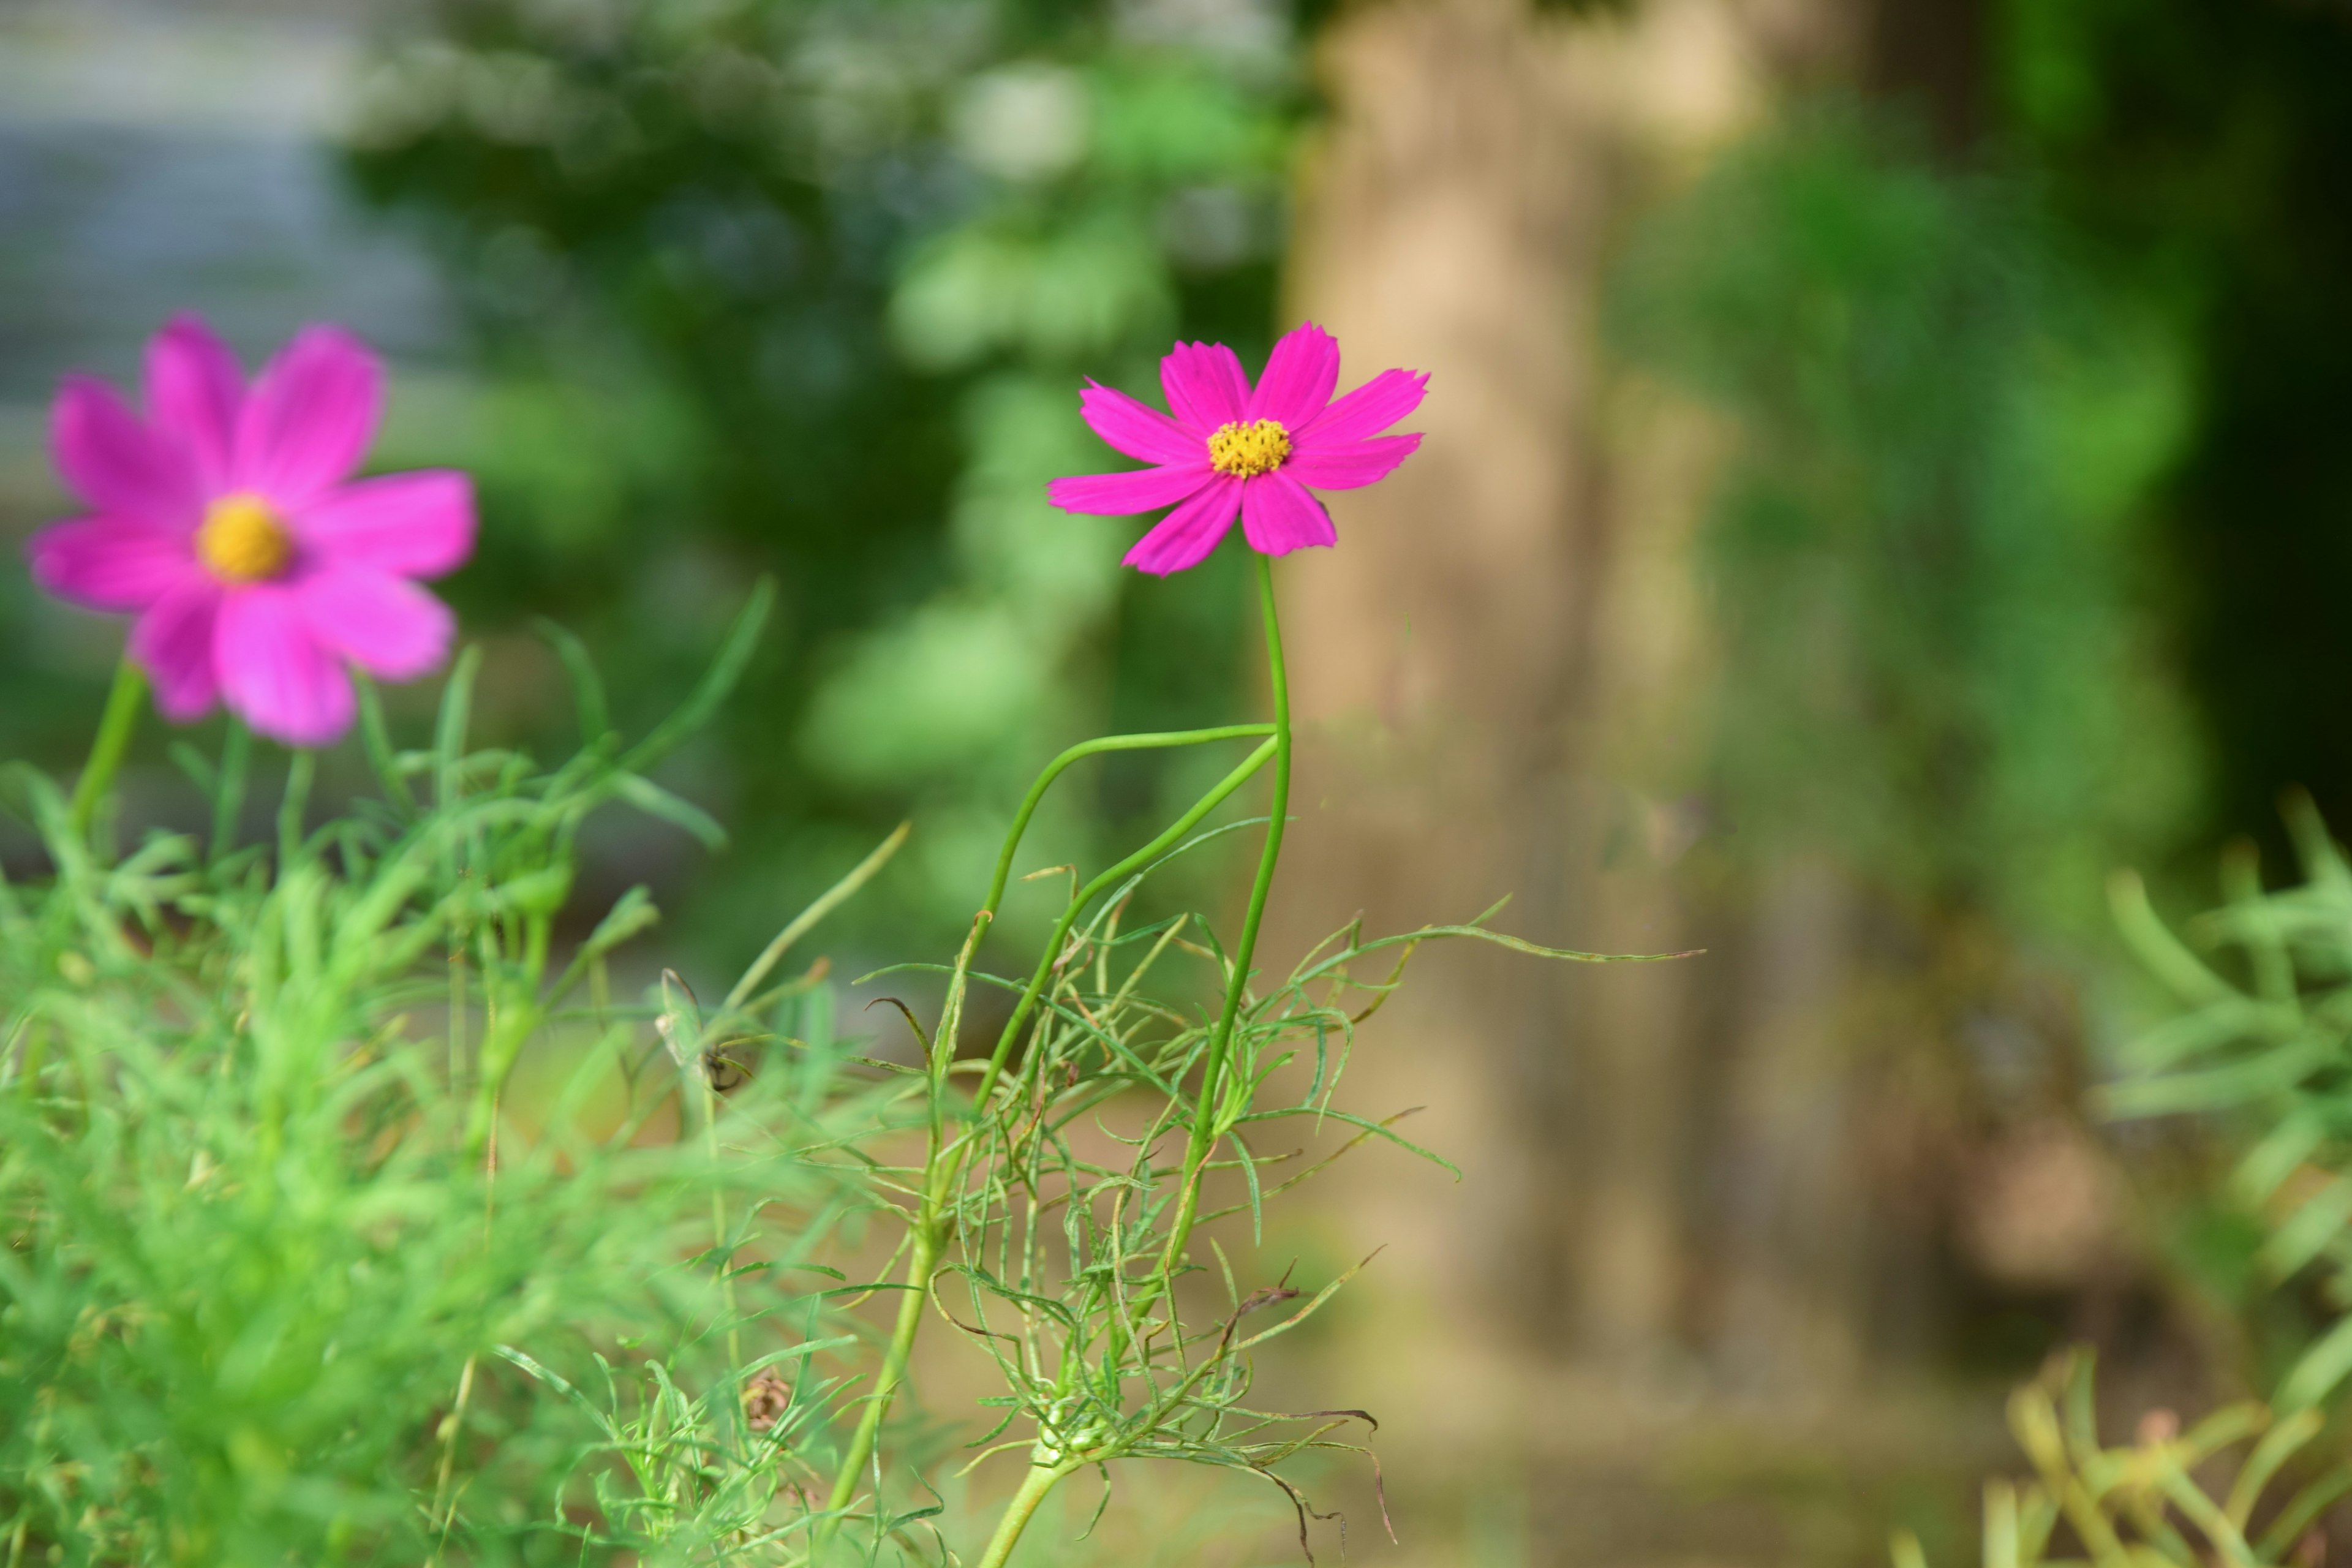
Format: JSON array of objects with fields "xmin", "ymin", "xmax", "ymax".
[
  {"xmin": 1910, "ymin": 802, "xmax": 2352, "ymax": 1568},
  {"xmin": 1898, "ymin": 1352, "xmax": 2347, "ymax": 1568},
  {"xmin": 1610, "ymin": 113, "xmax": 2196, "ymax": 940},
  {"xmin": 0, "ymin": 614, "xmax": 866, "ymax": 1562},
  {"xmin": 2105, "ymin": 803, "xmax": 2352, "ymax": 1414},
  {"xmin": 342, "ymin": 0, "xmax": 1300, "ymax": 968},
  {"xmin": 1999, "ymin": 0, "xmax": 2352, "ymax": 858}
]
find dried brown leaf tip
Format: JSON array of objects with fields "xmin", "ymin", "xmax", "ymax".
[{"xmin": 741, "ymin": 1370, "xmax": 791, "ymax": 1434}]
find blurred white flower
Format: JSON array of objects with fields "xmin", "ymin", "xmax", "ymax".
[{"xmin": 950, "ymin": 64, "xmax": 1090, "ymax": 183}]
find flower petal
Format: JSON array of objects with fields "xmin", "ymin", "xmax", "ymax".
[
  {"xmin": 1240, "ymin": 473, "xmax": 1336, "ymax": 556},
  {"xmin": 129, "ymin": 579, "xmax": 225, "ymax": 722},
  {"xmin": 1123, "ymin": 476, "xmax": 1243, "ymax": 576},
  {"xmin": 232, "ymin": 326, "xmax": 385, "ymax": 510},
  {"xmin": 145, "ymin": 314, "xmax": 244, "ymax": 492},
  {"xmin": 1080, "ymin": 380, "xmax": 1202, "ymax": 466},
  {"xmin": 296, "ymin": 470, "xmax": 477, "ymax": 578},
  {"xmin": 1284, "ymin": 433, "xmax": 1422, "ymax": 492},
  {"xmin": 293, "ymin": 565, "xmax": 455, "ymax": 682},
  {"xmin": 1159, "ymin": 342, "xmax": 1248, "ymax": 431},
  {"xmin": 27, "ymin": 517, "xmax": 200, "ymax": 612},
  {"xmin": 1048, "ymin": 464, "xmax": 1214, "ymax": 517},
  {"xmin": 1246, "ymin": 322, "xmax": 1340, "ymax": 429},
  {"xmin": 217, "ymin": 585, "xmax": 356, "ymax": 747},
  {"xmin": 1298, "ymin": 368, "xmax": 1429, "ymax": 446},
  {"xmin": 51, "ymin": 376, "xmax": 203, "ymax": 529}
]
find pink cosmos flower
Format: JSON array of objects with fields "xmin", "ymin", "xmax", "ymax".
[
  {"xmin": 26, "ymin": 315, "xmax": 474, "ymax": 747},
  {"xmin": 1047, "ymin": 322, "xmax": 1427, "ymax": 575}
]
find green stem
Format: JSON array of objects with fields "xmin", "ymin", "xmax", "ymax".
[
  {"xmin": 447, "ymin": 928, "xmax": 468, "ymax": 1095},
  {"xmin": 973, "ymin": 1459, "xmax": 1080, "ymax": 1568},
  {"xmin": 464, "ymin": 913, "xmax": 547, "ymax": 1157},
  {"xmin": 723, "ymin": 821, "xmax": 911, "ymax": 1015},
  {"xmin": 973, "ymin": 736, "xmax": 1277, "ymax": 1109},
  {"xmin": 814, "ymin": 911, "xmax": 982, "ymax": 1552},
  {"xmin": 818, "ymin": 1226, "xmax": 939, "ymax": 1543},
  {"xmin": 209, "ymin": 720, "xmax": 251, "ymax": 862},
  {"xmin": 426, "ymin": 1352, "xmax": 479, "ymax": 1566},
  {"xmin": 1158, "ymin": 554, "xmax": 1292, "ymax": 1280},
  {"xmin": 277, "ymin": 750, "xmax": 315, "ymax": 871},
  {"xmin": 67, "ymin": 658, "xmax": 147, "ymax": 844},
  {"xmin": 14, "ymin": 1023, "xmax": 48, "ymax": 1105},
  {"xmin": 703, "ymin": 1073, "xmax": 746, "ymax": 1444},
  {"xmin": 982, "ymin": 726, "xmax": 1274, "ymax": 922}
]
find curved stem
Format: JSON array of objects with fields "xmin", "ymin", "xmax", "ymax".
[
  {"xmin": 1158, "ymin": 554, "xmax": 1291, "ymax": 1279},
  {"xmin": 982, "ymin": 726, "xmax": 1274, "ymax": 922},
  {"xmin": 67, "ymin": 658, "xmax": 147, "ymax": 844},
  {"xmin": 973, "ymin": 736, "xmax": 1277, "ymax": 1109},
  {"xmin": 973, "ymin": 1459, "xmax": 1080, "ymax": 1568}
]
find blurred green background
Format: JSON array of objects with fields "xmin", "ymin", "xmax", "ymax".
[{"xmin": 5, "ymin": 0, "xmax": 2352, "ymax": 1561}]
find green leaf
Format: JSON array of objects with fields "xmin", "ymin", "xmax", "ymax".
[
  {"xmin": 2278, "ymin": 1313, "xmax": 2352, "ymax": 1412},
  {"xmin": 535, "ymin": 617, "xmax": 614, "ymax": 744},
  {"xmin": 612, "ymin": 773, "xmax": 727, "ymax": 850},
  {"xmin": 620, "ymin": 578, "xmax": 774, "ymax": 776}
]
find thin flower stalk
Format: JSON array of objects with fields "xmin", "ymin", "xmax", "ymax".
[
  {"xmin": 64, "ymin": 658, "xmax": 149, "ymax": 841},
  {"xmin": 1158, "ymin": 554, "xmax": 1292, "ymax": 1284}
]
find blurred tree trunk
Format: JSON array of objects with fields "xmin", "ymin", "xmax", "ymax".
[
  {"xmin": 1264, "ymin": 0, "xmax": 2013, "ymax": 1423},
  {"xmin": 1866, "ymin": 0, "xmax": 1988, "ymax": 154}
]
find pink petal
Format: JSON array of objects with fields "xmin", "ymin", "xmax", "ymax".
[
  {"xmin": 50, "ymin": 376, "xmax": 203, "ymax": 530},
  {"xmin": 1239, "ymin": 473, "xmax": 1336, "ymax": 556},
  {"xmin": 1123, "ymin": 476, "xmax": 1243, "ymax": 576},
  {"xmin": 293, "ymin": 565, "xmax": 454, "ymax": 682},
  {"xmin": 1080, "ymin": 381, "xmax": 1203, "ymax": 466},
  {"xmin": 1049, "ymin": 464, "xmax": 1215, "ymax": 517},
  {"xmin": 26, "ymin": 517, "xmax": 200, "ymax": 612},
  {"xmin": 1284, "ymin": 433, "xmax": 1423, "ymax": 492},
  {"xmin": 232, "ymin": 326, "xmax": 385, "ymax": 510},
  {"xmin": 216, "ymin": 586, "xmax": 356, "ymax": 747},
  {"xmin": 296, "ymin": 471, "xmax": 476, "ymax": 579},
  {"xmin": 129, "ymin": 580, "xmax": 225, "ymax": 722},
  {"xmin": 145, "ymin": 314, "xmax": 244, "ymax": 492},
  {"xmin": 1298, "ymin": 368, "xmax": 1429, "ymax": 446},
  {"xmin": 1245, "ymin": 322, "xmax": 1340, "ymax": 429},
  {"xmin": 1159, "ymin": 342, "xmax": 1248, "ymax": 432}
]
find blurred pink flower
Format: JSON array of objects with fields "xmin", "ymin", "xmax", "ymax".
[
  {"xmin": 27, "ymin": 315, "xmax": 473, "ymax": 747},
  {"xmin": 1047, "ymin": 322, "xmax": 1427, "ymax": 575}
]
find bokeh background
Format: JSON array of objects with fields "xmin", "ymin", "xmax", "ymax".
[{"xmin": 6, "ymin": 0, "xmax": 2352, "ymax": 1561}]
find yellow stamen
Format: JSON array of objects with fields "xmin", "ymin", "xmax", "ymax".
[
  {"xmin": 1207, "ymin": 418, "xmax": 1291, "ymax": 478},
  {"xmin": 197, "ymin": 493, "xmax": 293, "ymax": 584}
]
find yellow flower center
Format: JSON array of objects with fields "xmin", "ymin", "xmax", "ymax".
[
  {"xmin": 196, "ymin": 493, "xmax": 293, "ymax": 584},
  {"xmin": 1207, "ymin": 418, "xmax": 1291, "ymax": 478}
]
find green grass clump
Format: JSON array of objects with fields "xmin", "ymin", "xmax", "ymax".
[{"xmin": 1, "ymin": 589, "xmax": 859, "ymax": 1562}]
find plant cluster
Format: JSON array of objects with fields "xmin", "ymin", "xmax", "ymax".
[
  {"xmin": 0, "ymin": 315, "xmax": 1651, "ymax": 1564},
  {"xmin": 1916, "ymin": 797, "xmax": 2352, "ymax": 1566}
]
